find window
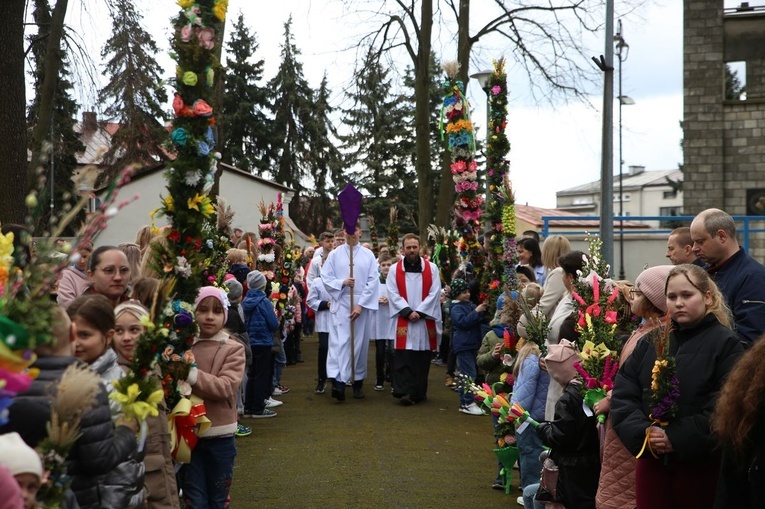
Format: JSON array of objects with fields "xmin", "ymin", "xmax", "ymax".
[
  {"xmin": 572, "ymin": 197, "xmax": 594, "ymax": 205},
  {"xmin": 613, "ymin": 193, "xmax": 631, "ymax": 202},
  {"xmin": 663, "ymin": 190, "xmax": 678, "ymax": 199},
  {"xmin": 660, "ymin": 206, "xmax": 684, "ymax": 229}
]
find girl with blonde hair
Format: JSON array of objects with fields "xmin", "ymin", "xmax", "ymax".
[
  {"xmin": 517, "ymin": 235, "xmax": 572, "ymax": 339},
  {"xmin": 612, "ymin": 264, "xmax": 742, "ymax": 509}
]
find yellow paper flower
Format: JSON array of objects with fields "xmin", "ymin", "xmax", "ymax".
[
  {"xmin": 177, "ymin": 0, "xmax": 195, "ymax": 7},
  {"xmin": 187, "ymin": 194, "xmax": 214, "ymax": 218},
  {"xmin": 110, "ymin": 383, "xmax": 164, "ymax": 422},
  {"xmin": 212, "ymin": 0, "xmax": 228, "ymax": 21},
  {"xmin": 163, "ymin": 195, "xmax": 174, "ymax": 212}
]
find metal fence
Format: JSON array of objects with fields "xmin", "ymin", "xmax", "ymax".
[{"xmin": 540, "ymin": 215, "xmax": 765, "ymax": 253}]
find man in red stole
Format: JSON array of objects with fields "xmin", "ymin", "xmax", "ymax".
[{"xmin": 386, "ymin": 233, "xmax": 442, "ymax": 405}]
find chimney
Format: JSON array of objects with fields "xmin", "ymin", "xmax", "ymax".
[
  {"xmin": 628, "ymin": 165, "xmax": 645, "ymax": 176},
  {"xmin": 82, "ymin": 111, "xmax": 97, "ymax": 136}
]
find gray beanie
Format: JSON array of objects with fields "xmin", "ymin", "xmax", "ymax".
[
  {"xmin": 247, "ymin": 270, "xmax": 267, "ymax": 290},
  {"xmin": 224, "ymin": 278, "xmax": 243, "ymax": 300}
]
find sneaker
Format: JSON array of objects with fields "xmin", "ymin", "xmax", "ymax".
[
  {"xmin": 491, "ymin": 478, "xmax": 504, "ymax": 490},
  {"xmin": 374, "ymin": 384, "xmax": 384, "ymax": 391},
  {"xmin": 265, "ymin": 397, "xmax": 283, "ymax": 408},
  {"xmin": 315, "ymin": 381, "xmax": 326, "ymax": 394},
  {"xmin": 516, "ymin": 496, "xmax": 524, "ymax": 506},
  {"xmin": 235, "ymin": 422, "xmax": 252, "ymax": 437},
  {"xmin": 433, "ymin": 359, "xmax": 446, "ymax": 367},
  {"xmin": 459, "ymin": 402, "xmax": 484, "ymax": 416},
  {"xmin": 272, "ymin": 385, "xmax": 290, "ymax": 396},
  {"xmin": 250, "ymin": 409, "xmax": 277, "ymax": 418}
]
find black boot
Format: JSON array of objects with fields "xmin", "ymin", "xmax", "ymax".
[
  {"xmin": 352, "ymin": 380, "xmax": 365, "ymax": 399},
  {"xmin": 331, "ymin": 380, "xmax": 346, "ymax": 401}
]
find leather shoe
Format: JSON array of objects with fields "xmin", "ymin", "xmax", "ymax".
[
  {"xmin": 352, "ymin": 381, "xmax": 364, "ymax": 399},
  {"xmin": 331, "ymin": 381, "xmax": 346, "ymax": 401}
]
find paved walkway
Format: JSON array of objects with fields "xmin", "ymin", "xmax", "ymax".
[{"xmin": 231, "ymin": 334, "xmax": 522, "ymax": 508}]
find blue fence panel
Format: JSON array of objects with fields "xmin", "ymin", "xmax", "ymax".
[{"xmin": 540, "ymin": 215, "xmax": 765, "ymax": 252}]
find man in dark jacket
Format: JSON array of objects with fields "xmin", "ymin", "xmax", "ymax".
[
  {"xmin": 690, "ymin": 208, "xmax": 765, "ymax": 345},
  {"xmin": 241, "ymin": 270, "xmax": 280, "ymax": 418}
]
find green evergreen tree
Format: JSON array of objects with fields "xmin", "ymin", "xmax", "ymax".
[
  {"xmin": 98, "ymin": 0, "xmax": 168, "ymax": 183},
  {"xmin": 340, "ymin": 48, "xmax": 417, "ymax": 233},
  {"xmin": 725, "ymin": 64, "xmax": 746, "ymax": 101},
  {"xmin": 292, "ymin": 74, "xmax": 343, "ymax": 235},
  {"xmin": 268, "ymin": 17, "xmax": 316, "ymax": 193},
  {"xmin": 26, "ymin": 0, "xmax": 83, "ymax": 235},
  {"xmin": 222, "ymin": 12, "xmax": 272, "ymax": 173}
]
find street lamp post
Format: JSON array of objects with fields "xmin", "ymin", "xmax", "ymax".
[
  {"xmin": 471, "ymin": 70, "xmax": 494, "ymax": 232},
  {"xmin": 470, "ymin": 70, "xmax": 493, "ymax": 143},
  {"xmin": 615, "ymin": 19, "xmax": 634, "ymax": 280}
]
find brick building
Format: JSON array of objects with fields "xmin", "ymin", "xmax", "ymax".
[{"xmin": 683, "ymin": 0, "xmax": 765, "ymax": 254}]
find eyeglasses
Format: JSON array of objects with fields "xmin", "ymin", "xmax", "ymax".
[
  {"xmin": 629, "ymin": 289, "xmax": 643, "ymax": 297},
  {"xmin": 97, "ymin": 266, "xmax": 131, "ymax": 277}
]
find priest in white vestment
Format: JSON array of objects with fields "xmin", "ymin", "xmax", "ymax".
[
  {"xmin": 321, "ymin": 223, "xmax": 379, "ymax": 401},
  {"xmin": 386, "ymin": 233, "xmax": 442, "ymax": 405}
]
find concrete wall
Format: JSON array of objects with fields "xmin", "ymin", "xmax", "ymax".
[{"xmin": 93, "ymin": 170, "xmax": 301, "ymax": 247}]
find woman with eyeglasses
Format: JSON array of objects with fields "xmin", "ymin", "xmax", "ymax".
[{"xmin": 84, "ymin": 245, "xmax": 132, "ymax": 308}]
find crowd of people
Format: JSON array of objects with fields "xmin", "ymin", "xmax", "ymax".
[{"xmin": 4, "ymin": 206, "xmax": 765, "ymax": 509}]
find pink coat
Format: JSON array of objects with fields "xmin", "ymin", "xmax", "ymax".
[
  {"xmin": 596, "ymin": 321, "xmax": 661, "ymax": 509},
  {"xmin": 56, "ymin": 266, "xmax": 91, "ymax": 308}
]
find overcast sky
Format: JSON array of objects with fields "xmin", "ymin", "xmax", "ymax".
[{"xmin": 60, "ymin": 0, "xmax": 694, "ymax": 209}]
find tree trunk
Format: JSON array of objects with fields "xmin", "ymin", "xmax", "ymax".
[
  {"xmin": 28, "ymin": 0, "xmax": 68, "ymax": 174},
  {"xmin": 435, "ymin": 0, "xmax": 474, "ymax": 229},
  {"xmin": 434, "ymin": 145, "xmax": 454, "ymax": 226},
  {"xmin": 415, "ymin": 0, "xmax": 434, "ymax": 241},
  {"xmin": 0, "ymin": 0, "xmax": 29, "ymax": 224}
]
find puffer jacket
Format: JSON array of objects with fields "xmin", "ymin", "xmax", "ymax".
[
  {"xmin": 65, "ymin": 380, "xmax": 142, "ymax": 509},
  {"xmin": 242, "ymin": 288, "xmax": 279, "ymax": 347},
  {"xmin": 476, "ymin": 323, "xmax": 512, "ymax": 385},
  {"xmin": 1, "ymin": 355, "xmax": 143, "ymax": 508},
  {"xmin": 510, "ymin": 353, "xmax": 549, "ymax": 423},
  {"xmin": 450, "ymin": 300, "xmax": 487, "ymax": 353},
  {"xmin": 537, "ymin": 382, "xmax": 601, "ymax": 509},
  {"xmin": 596, "ymin": 322, "xmax": 658, "ymax": 509},
  {"xmin": 90, "ymin": 348, "xmax": 124, "ymax": 420}
]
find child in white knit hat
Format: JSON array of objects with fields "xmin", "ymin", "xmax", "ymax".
[{"xmin": 0, "ymin": 432, "xmax": 43, "ymax": 509}]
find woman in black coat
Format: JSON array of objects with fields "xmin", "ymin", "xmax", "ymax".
[{"xmin": 611, "ymin": 264, "xmax": 742, "ymax": 509}]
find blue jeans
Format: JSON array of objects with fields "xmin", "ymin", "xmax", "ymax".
[
  {"xmin": 272, "ymin": 343, "xmax": 286, "ymax": 387},
  {"xmin": 523, "ymin": 483, "xmax": 544, "ymax": 509},
  {"xmin": 516, "ymin": 424, "xmax": 545, "ymax": 489},
  {"xmin": 455, "ymin": 349, "xmax": 477, "ymax": 406},
  {"xmin": 181, "ymin": 436, "xmax": 236, "ymax": 508}
]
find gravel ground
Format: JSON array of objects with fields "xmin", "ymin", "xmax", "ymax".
[{"xmin": 230, "ymin": 335, "xmax": 522, "ymax": 508}]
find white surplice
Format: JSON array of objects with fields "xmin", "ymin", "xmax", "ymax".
[
  {"xmin": 320, "ymin": 243, "xmax": 379, "ymax": 382},
  {"xmin": 386, "ymin": 258, "xmax": 443, "ymax": 351}
]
